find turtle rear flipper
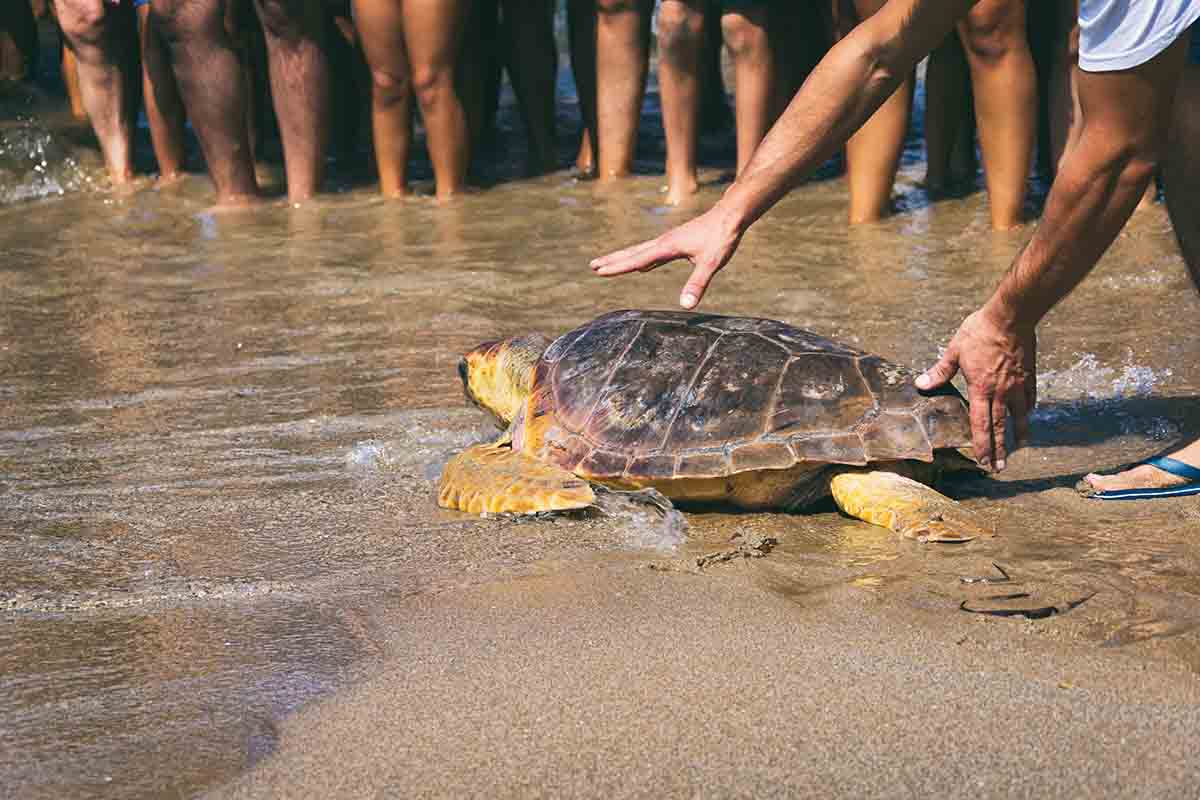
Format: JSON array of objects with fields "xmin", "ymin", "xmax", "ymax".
[
  {"xmin": 438, "ymin": 443, "xmax": 596, "ymax": 514},
  {"xmin": 829, "ymin": 470, "xmax": 989, "ymax": 543}
]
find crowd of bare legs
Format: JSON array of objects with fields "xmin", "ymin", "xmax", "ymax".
[{"xmin": 0, "ymin": 0, "xmax": 1155, "ymax": 226}]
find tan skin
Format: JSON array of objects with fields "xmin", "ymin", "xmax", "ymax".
[
  {"xmin": 955, "ymin": 0, "xmax": 1036, "ymax": 230},
  {"xmin": 836, "ymin": 0, "xmax": 914, "ymax": 224},
  {"xmin": 591, "ymin": 0, "xmax": 1192, "ymax": 476},
  {"xmin": 151, "ymin": 0, "xmax": 260, "ymax": 206},
  {"xmin": 594, "ymin": 0, "xmax": 652, "ymax": 181},
  {"xmin": 1088, "ymin": 62, "xmax": 1200, "ymax": 490},
  {"xmin": 657, "ymin": 1, "xmax": 775, "ymax": 205},
  {"xmin": 353, "ymin": 0, "xmax": 471, "ymax": 201},
  {"xmin": 151, "ymin": 0, "xmax": 329, "ymax": 206},
  {"xmin": 52, "ymin": 0, "xmax": 136, "ymax": 185},
  {"xmin": 136, "ymin": 2, "xmax": 187, "ymax": 182}
]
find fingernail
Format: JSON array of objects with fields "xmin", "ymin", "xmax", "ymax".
[
  {"xmin": 979, "ymin": 457, "xmax": 990, "ymax": 470},
  {"xmin": 915, "ymin": 374, "xmax": 929, "ymax": 389},
  {"xmin": 681, "ymin": 293, "xmax": 697, "ymax": 309},
  {"xmin": 995, "ymin": 459, "xmax": 1006, "ymax": 471}
]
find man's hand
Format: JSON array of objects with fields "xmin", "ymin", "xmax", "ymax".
[
  {"xmin": 590, "ymin": 204, "xmax": 745, "ymax": 309},
  {"xmin": 915, "ymin": 308, "xmax": 1037, "ymax": 472}
]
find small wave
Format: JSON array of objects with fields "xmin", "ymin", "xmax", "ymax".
[
  {"xmin": 1033, "ymin": 352, "xmax": 1178, "ymax": 439},
  {"xmin": 1037, "ymin": 352, "xmax": 1172, "ymax": 403}
]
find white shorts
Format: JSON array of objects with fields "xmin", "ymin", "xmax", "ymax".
[{"xmin": 1078, "ymin": 0, "xmax": 1200, "ymax": 72}]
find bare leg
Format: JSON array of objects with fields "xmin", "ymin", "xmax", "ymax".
[
  {"xmin": 656, "ymin": 0, "xmax": 704, "ymax": 204},
  {"xmin": 153, "ymin": 0, "xmax": 260, "ymax": 206},
  {"xmin": 254, "ymin": 0, "xmax": 329, "ymax": 201},
  {"xmin": 61, "ymin": 45, "xmax": 88, "ymax": 119},
  {"xmin": 699, "ymin": 2, "xmax": 730, "ymax": 133},
  {"xmin": 1047, "ymin": 6, "xmax": 1156, "ymax": 210},
  {"xmin": 53, "ymin": 0, "xmax": 135, "ymax": 184},
  {"xmin": 500, "ymin": 0, "xmax": 557, "ymax": 175},
  {"xmin": 458, "ymin": 0, "xmax": 494, "ymax": 154},
  {"xmin": 837, "ymin": 0, "xmax": 912, "ymax": 223},
  {"xmin": 924, "ymin": 32, "xmax": 971, "ymax": 193},
  {"xmin": 767, "ymin": 2, "xmax": 816, "ymax": 122},
  {"xmin": 353, "ymin": 0, "xmax": 412, "ymax": 197},
  {"xmin": 722, "ymin": 5, "xmax": 773, "ymax": 176},
  {"xmin": 403, "ymin": 0, "xmax": 471, "ymax": 201},
  {"xmin": 958, "ymin": 0, "xmax": 1036, "ymax": 230},
  {"xmin": 137, "ymin": 3, "xmax": 187, "ymax": 181},
  {"xmin": 324, "ymin": 0, "xmax": 367, "ymax": 161},
  {"xmin": 594, "ymin": 0, "xmax": 651, "ymax": 181},
  {"xmin": 1082, "ymin": 63, "xmax": 1200, "ymax": 493},
  {"xmin": 1047, "ymin": 0, "xmax": 1076, "ymax": 173},
  {"xmin": 0, "ymin": 0, "xmax": 38, "ymax": 80},
  {"xmin": 567, "ymin": 0, "xmax": 597, "ymax": 174}
]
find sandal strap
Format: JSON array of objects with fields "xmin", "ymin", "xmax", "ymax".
[{"xmin": 1145, "ymin": 456, "xmax": 1200, "ymax": 483}]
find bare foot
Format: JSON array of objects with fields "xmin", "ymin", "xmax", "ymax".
[
  {"xmin": 204, "ymin": 193, "xmax": 264, "ymax": 214},
  {"xmin": 575, "ymin": 131, "xmax": 595, "ymax": 176},
  {"xmin": 155, "ymin": 170, "xmax": 185, "ymax": 189},
  {"xmin": 1080, "ymin": 462, "xmax": 1192, "ymax": 495},
  {"xmin": 1080, "ymin": 440, "xmax": 1200, "ymax": 494},
  {"xmin": 661, "ymin": 177, "xmax": 699, "ymax": 206},
  {"xmin": 109, "ymin": 174, "xmax": 154, "ymax": 197}
]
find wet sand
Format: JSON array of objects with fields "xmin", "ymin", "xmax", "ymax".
[
  {"xmin": 214, "ymin": 562, "xmax": 1200, "ymax": 798},
  {"xmin": 3, "ymin": 51, "xmax": 1200, "ymax": 799}
]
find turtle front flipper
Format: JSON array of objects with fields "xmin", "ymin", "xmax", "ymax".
[
  {"xmin": 438, "ymin": 443, "xmax": 596, "ymax": 514},
  {"xmin": 828, "ymin": 471, "xmax": 989, "ymax": 543}
]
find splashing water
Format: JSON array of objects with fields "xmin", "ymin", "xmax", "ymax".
[
  {"xmin": 1033, "ymin": 352, "xmax": 1179, "ymax": 439},
  {"xmin": 593, "ymin": 487, "xmax": 689, "ymax": 552},
  {"xmin": 1038, "ymin": 352, "xmax": 1172, "ymax": 401},
  {"xmin": 0, "ymin": 119, "xmax": 95, "ymax": 204}
]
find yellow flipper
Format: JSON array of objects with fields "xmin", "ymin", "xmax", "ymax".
[
  {"xmin": 438, "ymin": 443, "xmax": 596, "ymax": 515},
  {"xmin": 829, "ymin": 470, "xmax": 989, "ymax": 543}
]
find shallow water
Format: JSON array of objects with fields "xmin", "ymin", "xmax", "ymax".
[{"xmin": 3, "ymin": 55, "xmax": 1200, "ymax": 798}]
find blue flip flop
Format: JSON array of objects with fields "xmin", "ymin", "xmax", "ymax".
[{"xmin": 1087, "ymin": 456, "xmax": 1200, "ymax": 500}]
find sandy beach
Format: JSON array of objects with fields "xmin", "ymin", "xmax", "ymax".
[{"xmin": 213, "ymin": 556, "xmax": 1200, "ymax": 798}]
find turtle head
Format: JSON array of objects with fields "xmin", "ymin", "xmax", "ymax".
[{"xmin": 459, "ymin": 334, "xmax": 552, "ymax": 427}]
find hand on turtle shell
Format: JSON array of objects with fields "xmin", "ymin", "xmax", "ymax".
[
  {"xmin": 915, "ymin": 308, "xmax": 1037, "ymax": 472},
  {"xmin": 590, "ymin": 205, "xmax": 744, "ymax": 309}
]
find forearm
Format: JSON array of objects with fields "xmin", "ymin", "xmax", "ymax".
[
  {"xmin": 716, "ymin": 0, "xmax": 972, "ymax": 232},
  {"xmin": 982, "ymin": 37, "xmax": 1189, "ymax": 330},
  {"xmin": 984, "ymin": 137, "xmax": 1159, "ymax": 330}
]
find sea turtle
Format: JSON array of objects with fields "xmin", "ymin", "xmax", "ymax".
[{"xmin": 439, "ymin": 310, "xmax": 989, "ymax": 542}]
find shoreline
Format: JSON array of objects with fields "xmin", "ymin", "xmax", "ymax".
[{"xmin": 211, "ymin": 556, "xmax": 1200, "ymax": 798}]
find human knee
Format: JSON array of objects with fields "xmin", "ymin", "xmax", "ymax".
[
  {"xmin": 596, "ymin": 0, "xmax": 639, "ymax": 16},
  {"xmin": 370, "ymin": 66, "xmax": 410, "ymax": 108},
  {"xmin": 959, "ymin": 0, "xmax": 1025, "ymax": 65},
  {"xmin": 254, "ymin": 0, "xmax": 316, "ymax": 42},
  {"xmin": 54, "ymin": 0, "xmax": 108, "ymax": 46},
  {"xmin": 720, "ymin": 11, "xmax": 768, "ymax": 61},
  {"xmin": 656, "ymin": 3, "xmax": 703, "ymax": 64},
  {"xmin": 410, "ymin": 63, "xmax": 454, "ymax": 112},
  {"xmin": 150, "ymin": 0, "xmax": 224, "ymax": 45}
]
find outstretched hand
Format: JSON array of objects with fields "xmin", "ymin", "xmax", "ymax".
[
  {"xmin": 915, "ymin": 308, "xmax": 1037, "ymax": 472},
  {"xmin": 590, "ymin": 206, "xmax": 745, "ymax": 309}
]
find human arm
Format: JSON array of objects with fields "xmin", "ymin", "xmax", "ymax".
[
  {"xmin": 916, "ymin": 37, "xmax": 1191, "ymax": 470},
  {"xmin": 590, "ymin": 0, "xmax": 975, "ymax": 308}
]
